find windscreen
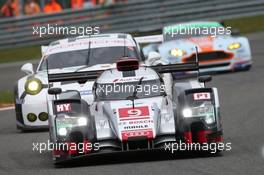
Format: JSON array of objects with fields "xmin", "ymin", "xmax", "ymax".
[{"xmin": 39, "ymin": 46, "xmax": 139, "ymax": 70}]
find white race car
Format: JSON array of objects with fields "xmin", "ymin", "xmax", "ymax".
[
  {"xmin": 46, "ymin": 58, "xmax": 223, "ymax": 163},
  {"xmin": 14, "ymin": 33, "xmax": 146, "ymax": 131},
  {"xmin": 139, "ymin": 21, "xmax": 252, "ymax": 74}
]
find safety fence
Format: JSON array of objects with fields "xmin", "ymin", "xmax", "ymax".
[{"xmin": 0, "ymin": 0, "xmax": 264, "ymax": 49}]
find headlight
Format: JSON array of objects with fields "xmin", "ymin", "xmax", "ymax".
[
  {"xmin": 25, "ymin": 78, "xmax": 42, "ymax": 95},
  {"xmin": 182, "ymin": 103, "xmax": 215, "ymax": 124},
  {"xmin": 182, "ymin": 108, "xmax": 192, "ymax": 118},
  {"xmin": 205, "ymin": 115, "xmax": 215, "ymax": 124},
  {"xmin": 56, "ymin": 116, "xmax": 88, "ymax": 137},
  {"xmin": 58, "ymin": 128, "xmax": 67, "ymax": 136},
  {"xmin": 170, "ymin": 48, "xmax": 186, "ymax": 57},
  {"xmin": 77, "ymin": 117, "xmax": 87, "ymax": 126},
  {"xmin": 228, "ymin": 42, "xmax": 241, "ymax": 50}
]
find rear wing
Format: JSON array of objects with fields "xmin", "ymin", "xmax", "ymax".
[
  {"xmin": 48, "ymin": 70, "xmax": 103, "ymax": 83},
  {"xmin": 134, "ymin": 34, "xmax": 163, "ymax": 44},
  {"xmin": 48, "ymin": 62, "xmax": 198, "ymax": 83}
]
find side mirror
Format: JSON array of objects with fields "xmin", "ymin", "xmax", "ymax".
[
  {"xmin": 21, "ymin": 63, "xmax": 34, "ymax": 75},
  {"xmin": 231, "ymin": 28, "xmax": 240, "ymax": 36},
  {"xmin": 198, "ymin": 75, "xmax": 212, "ymax": 83},
  {"xmin": 147, "ymin": 51, "xmax": 161, "ymax": 65},
  {"xmin": 48, "ymin": 87, "xmax": 62, "ymax": 95}
]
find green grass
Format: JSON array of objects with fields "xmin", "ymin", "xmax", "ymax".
[
  {"xmin": 225, "ymin": 15, "xmax": 264, "ymax": 34},
  {"xmin": 0, "ymin": 15, "xmax": 264, "ymax": 65},
  {"xmin": 0, "ymin": 45, "xmax": 41, "ymax": 64},
  {"xmin": 0, "ymin": 90, "xmax": 14, "ymax": 104}
]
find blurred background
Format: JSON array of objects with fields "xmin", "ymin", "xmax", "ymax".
[
  {"xmin": 0, "ymin": 0, "xmax": 126, "ymax": 16},
  {"xmin": 0, "ymin": 0, "xmax": 263, "ymax": 58}
]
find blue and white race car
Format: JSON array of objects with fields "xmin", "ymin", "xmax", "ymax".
[{"xmin": 138, "ymin": 21, "xmax": 252, "ymax": 73}]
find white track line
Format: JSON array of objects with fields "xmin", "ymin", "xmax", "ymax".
[{"xmin": 0, "ymin": 106, "xmax": 15, "ymax": 111}]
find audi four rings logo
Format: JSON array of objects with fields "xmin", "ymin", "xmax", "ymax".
[{"xmin": 121, "ymin": 129, "xmax": 154, "ymax": 140}]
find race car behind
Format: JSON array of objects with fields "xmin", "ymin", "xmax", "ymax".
[
  {"xmin": 137, "ymin": 21, "xmax": 252, "ymax": 73},
  {"xmin": 14, "ymin": 33, "xmax": 145, "ymax": 131}
]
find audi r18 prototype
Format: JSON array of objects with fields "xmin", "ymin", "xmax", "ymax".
[
  {"xmin": 14, "ymin": 33, "xmax": 146, "ymax": 131},
  {"xmin": 46, "ymin": 58, "xmax": 223, "ymax": 163},
  {"xmin": 138, "ymin": 21, "xmax": 252, "ymax": 73}
]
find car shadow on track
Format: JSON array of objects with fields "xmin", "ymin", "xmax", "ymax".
[
  {"xmin": 54, "ymin": 150, "xmax": 223, "ymax": 168},
  {"xmin": 19, "ymin": 128, "xmax": 49, "ymax": 133}
]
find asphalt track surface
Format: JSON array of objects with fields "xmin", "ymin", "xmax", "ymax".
[{"xmin": 0, "ymin": 32, "xmax": 264, "ymax": 175}]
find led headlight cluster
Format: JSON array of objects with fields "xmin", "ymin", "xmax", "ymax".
[
  {"xmin": 25, "ymin": 78, "xmax": 43, "ymax": 95},
  {"xmin": 228, "ymin": 42, "xmax": 241, "ymax": 50},
  {"xmin": 182, "ymin": 102, "xmax": 215, "ymax": 124},
  {"xmin": 56, "ymin": 116, "xmax": 88, "ymax": 136},
  {"xmin": 170, "ymin": 48, "xmax": 186, "ymax": 57}
]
